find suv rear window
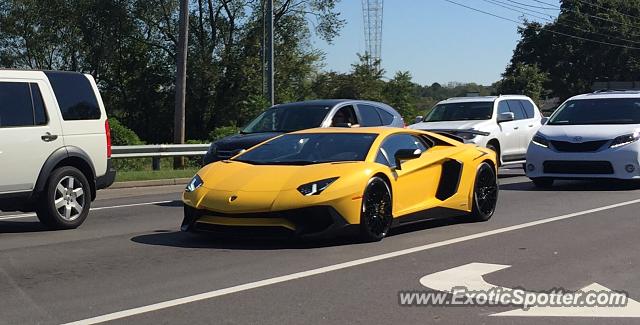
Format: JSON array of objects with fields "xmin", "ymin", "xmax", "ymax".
[
  {"xmin": 44, "ymin": 71, "xmax": 101, "ymax": 120},
  {"xmin": 0, "ymin": 82, "xmax": 48, "ymax": 127}
]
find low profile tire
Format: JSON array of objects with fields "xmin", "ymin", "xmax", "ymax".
[
  {"xmin": 470, "ymin": 162, "xmax": 498, "ymax": 222},
  {"xmin": 36, "ymin": 166, "xmax": 92, "ymax": 229},
  {"xmin": 531, "ymin": 178, "xmax": 554, "ymax": 188},
  {"xmin": 359, "ymin": 177, "xmax": 393, "ymax": 242}
]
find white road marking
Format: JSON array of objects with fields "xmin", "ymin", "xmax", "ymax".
[
  {"xmin": 63, "ymin": 198, "xmax": 640, "ymax": 325},
  {"xmin": 420, "ymin": 262, "xmax": 640, "ymax": 317},
  {"xmin": 0, "ymin": 200, "xmax": 177, "ymax": 221}
]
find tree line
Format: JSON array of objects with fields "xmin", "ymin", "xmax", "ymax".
[
  {"xmin": 497, "ymin": 0, "xmax": 640, "ymax": 102},
  {"xmin": 7, "ymin": 1, "xmax": 635, "ymax": 144},
  {"xmin": 0, "ymin": 0, "xmax": 498, "ymax": 144}
]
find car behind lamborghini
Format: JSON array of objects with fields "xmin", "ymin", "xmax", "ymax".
[{"xmin": 182, "ymin": 128, "xmax": 498, "ymax": 241}]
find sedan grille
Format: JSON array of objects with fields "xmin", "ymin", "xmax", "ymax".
[
  {"xmin": 550, "ymin": 140, "xmax": 608, "ymax": 152},
  {"xmin": 543, "ymin": 161, "xmax": 614, "ymax": 175}
]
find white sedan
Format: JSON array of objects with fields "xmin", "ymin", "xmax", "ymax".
[{"xmin": 526, "ymin": 91, "xmax": 640, "ymax": 187}]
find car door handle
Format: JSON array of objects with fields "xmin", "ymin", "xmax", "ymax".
[
  {"xmin": 513, "ymin": 126, "xmax": 519, "ymax": 130},
  {"xmin": 41, "ymin": 133, "xmax": 58, "ymax": 142},
  {"xmin": 528, "ymin": 124, "xmax": 534, "ymax": 127}
]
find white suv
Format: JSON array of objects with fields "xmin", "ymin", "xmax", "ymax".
[
  {"xmin": 526, "ymin": 90, "xmax": 640, "ymax": 187},
  {"xmin": 410, "ymin": 95, "xmax": 543, "ymax": 167},
  {"xmin": 0, "ymin": 70, "xmax": 116, "ymax": 229}
]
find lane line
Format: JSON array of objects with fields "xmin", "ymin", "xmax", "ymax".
[
  {"xmin": 0, "ymin": 201, "xmax": 177, "ymax": 221},
  {"xmin": 63, "ymin": 198, "xmax": 640, "ymax": 325}
]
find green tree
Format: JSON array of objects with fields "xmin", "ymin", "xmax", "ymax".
[{"xmin": 496, "ymin": 63, "xmax": 550, "ymax": 102}]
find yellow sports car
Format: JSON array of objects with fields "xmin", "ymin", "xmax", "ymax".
[{"xmin": 182, "ymin": 127, "xmax": 498, "ymax": 241}]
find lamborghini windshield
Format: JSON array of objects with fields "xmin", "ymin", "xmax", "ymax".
[
  {"xmin": 424, "ymin": 102, "xmax": 494, "ymax": 122},
  {"xmin": 234, "ymin": 133, "xmax": 378, "ymax": 165},
  {"xmin": 242, "ymin": 105, "xmax": 331, "ymax": 133},
  {"xmin": 548, "ymin": 98, "xmax": 640, "ymax": 125}
]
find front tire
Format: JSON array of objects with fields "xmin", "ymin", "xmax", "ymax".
[
  {"xmin": 470, "ymin": 162, "xmax": 498, "ymax": 222},
  {"xmin": 36, "ymin": 166, "xmax": 92, "ymax": 229},
  {"xmin": 359, "ymin": 177, "xmax": 393, "ymax": 242},
  {"xmin": 486, "ymin": 143, "xmax": 501, "ymax": 167}
]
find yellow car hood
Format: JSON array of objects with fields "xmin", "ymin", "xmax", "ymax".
[{"xmin": 199, "ymin": 160, "xmax": 363, "ymax": 192}]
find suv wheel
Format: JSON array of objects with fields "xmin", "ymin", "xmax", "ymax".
[{"xmin": 36, "ymin": 166, "xmax": 92, "ymax": 229}]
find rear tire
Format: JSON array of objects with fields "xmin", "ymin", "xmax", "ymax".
[
  {"xmin": 359, "ymin": 177, "xmax": 393, "ymax": 242},
  {"xmin": 531, "ymin": 178, "xmax": 554, "ymax": 188},
  {"xmin": 470, "ymin": 162, "xmax": 498, "ymax": 222},
  {"xmin": 36, "ymin": 166, "xmax": 92, "ymax": 230}
]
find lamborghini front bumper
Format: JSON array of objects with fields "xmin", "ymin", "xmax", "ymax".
[{"xmin": 181, "ymin": 204, "xmax": 354, "ymax": 238}]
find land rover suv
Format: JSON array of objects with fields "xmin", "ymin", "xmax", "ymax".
[{"xmin": 0, "ymin": 70, "xmax": 116, "ymax": 229}]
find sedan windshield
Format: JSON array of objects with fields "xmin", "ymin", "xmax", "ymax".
[
  {"xmin": 424, "ymin": 102, "xmax": 494, "ymax": 122},
  {"xmin": 234, "ymin": 133, "xmax": 378, "ymax": 165},
  {"xmin": 548, "ymin": 98, "xmax": 640, "ymax": 125},
  {"xmin": 242, "ymin": 105, "xmax": 331, "ymax": 133}
]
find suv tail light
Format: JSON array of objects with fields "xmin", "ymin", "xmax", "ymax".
[{"xmin": 105, "ymin": 119, "xmax": 112, "ymax": 158}]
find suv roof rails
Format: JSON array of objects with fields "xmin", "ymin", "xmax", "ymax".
[{"xmin": 592, "ymin": 89, "xmax": 640, "ymax": 94}]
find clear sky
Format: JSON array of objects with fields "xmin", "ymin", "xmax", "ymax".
[{"xmin": 311, "ymin": 0, "xmax": 561, "ymax": 86}]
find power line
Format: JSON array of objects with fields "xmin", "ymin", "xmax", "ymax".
[
  {"xmin": 481, "ymin": 0, "xmax": 640, "ymax": 45},
  {"xmin": 507, "ymin": 0, "xmax": 559, "ymax": 11},
  {"xmin": 442, "ymin": 0, "xmax": 640, "ymax": 50}
]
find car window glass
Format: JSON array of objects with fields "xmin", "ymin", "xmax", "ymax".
[
  {"xmin": 30, "ymin": 83, "xmax": 48, "ymax": 125},
  {"xmin": 378, "ymin": 134, "xmax": 428, "ymax": 167},
  {"xmin": 242, "ymin": 105, "xmax": 330, "ymax": 133},
  {"xmin": 497, "ymin": 101, "xmax": 510, "ymax": 116},
  {"xmin": 520, "ymin": 100, "xmax": 536, "ymax": 118},
  {"xmin": 377, "ymin": 108, "xmax": 395, "ymax": 125},
  {"xmin": 507, "ymin": 100, "xmax": 527, "ymax": 120},
  {"xmin": 44, "ymin": 71, "xmax": 101, "ymax": 120},
  {"xmin": 332, "ymin": 105, "xmax": 358, "ymax": 126},
  {"xmin": 358, "ymin": 105, "xmax": 383, "ymax": 126},
  {"xmin": 0, "ymin": 82, "xmax": 35, "ymax": 127}
]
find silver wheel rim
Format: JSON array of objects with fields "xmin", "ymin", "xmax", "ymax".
[{"xmin": 53, "ymin": 176, "xmax": 85, "ymax": 221}]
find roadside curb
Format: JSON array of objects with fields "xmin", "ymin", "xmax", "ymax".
[{"xmin": 110, "ymin": 178, "xmax": 191, "ymax": 189}]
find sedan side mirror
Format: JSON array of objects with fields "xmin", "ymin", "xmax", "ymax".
[
  {"xmin": 415, "ymin": 116, "xmax": 423, "ymax": 124},
  {"xmin": 497, "ymin": 112, "xmax": 515, "ymax": 123},
  {"xmin": 394, "ymin": 148, "xmax": 422, "ymax": 170}
]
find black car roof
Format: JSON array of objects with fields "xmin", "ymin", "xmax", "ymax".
[{"xmin": 272, "ymin": 99, "xmax": 354, "ymax": 109}]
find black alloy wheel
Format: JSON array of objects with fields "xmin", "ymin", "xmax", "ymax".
[{"xmin": 359, "ymin": 177, "xmax": 393, "ymax": 242}]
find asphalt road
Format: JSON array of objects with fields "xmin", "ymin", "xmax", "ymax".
[{"xmin": 1, "ymin": 169, "xmax": 640, "ymax": 324}]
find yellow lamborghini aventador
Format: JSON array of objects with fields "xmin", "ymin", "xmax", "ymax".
[{"xmin": 182, "ymin": 127, "xmax": 498, "ymax": 241}]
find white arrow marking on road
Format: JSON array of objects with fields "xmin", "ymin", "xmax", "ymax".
[{"xmin": 419, "ymin": 263, "xmax": 640, "ymax": 317}]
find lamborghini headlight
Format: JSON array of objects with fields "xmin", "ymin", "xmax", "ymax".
[
  {"xmin": 610, "ymin": 132, "xmax": 640, "ymax": 149},
  {"xmin": 297, "ymin": 177, "xmax": 339, "ymax": 196},
  {"xmin": 185, "ymin": 174, "xmax": 204, "ymax": 192}
]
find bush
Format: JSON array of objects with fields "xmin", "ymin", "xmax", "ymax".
[
  {"xmin": 209, "ymin": 126, "xmax": 240, "ymax": 141},
  {"xmin": 109, "ymin": 118, "xmax": 146, "ymax": 171}
]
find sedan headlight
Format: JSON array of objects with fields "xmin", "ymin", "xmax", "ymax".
[
  {"xmin": 457, "ymin": 131, "xmax": 477, "ymax": 140},
  {"xmin": 610, "ymin": 132, "xmax": 640, "ymax": 148},
  {"xmin": 208, "ymin": 143, "xmax": 218, "ymax": 155},
  {"xmin": 297, "ymin": 177, "xmax": 339, "ymax": 196},
  {"xmin": 531, "ymin": 134, "xmax": 549, "ymax": 148},
  {"xmin": 185, "ymin": 174, "xmax": 204, "ymax": 192}
]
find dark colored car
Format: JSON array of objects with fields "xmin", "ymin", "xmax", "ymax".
[{"xmin": 203, "ymin": 99, "xmax": 405, "ymax": 165}]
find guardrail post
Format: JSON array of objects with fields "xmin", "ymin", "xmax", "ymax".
[{"xmin": 152, "ymin": 157, "xmax": 161, "ymax": 171}]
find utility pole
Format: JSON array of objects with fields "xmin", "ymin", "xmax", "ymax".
[
  {"xmin": 265, "ymin": 0, "xmax": 275, "ymax": 106},
  {"xmin": 174, "ymin": 0, "xmax": 189, "ymax": 168}
]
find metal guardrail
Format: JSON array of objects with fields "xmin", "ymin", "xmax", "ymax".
[
  {"xmin": 112, "ymin": 144, "xmax": 210, "ymax": 159},
  {"xmin": 112, "ymin": 144, "xmax": 210, "ymax": 170}
]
